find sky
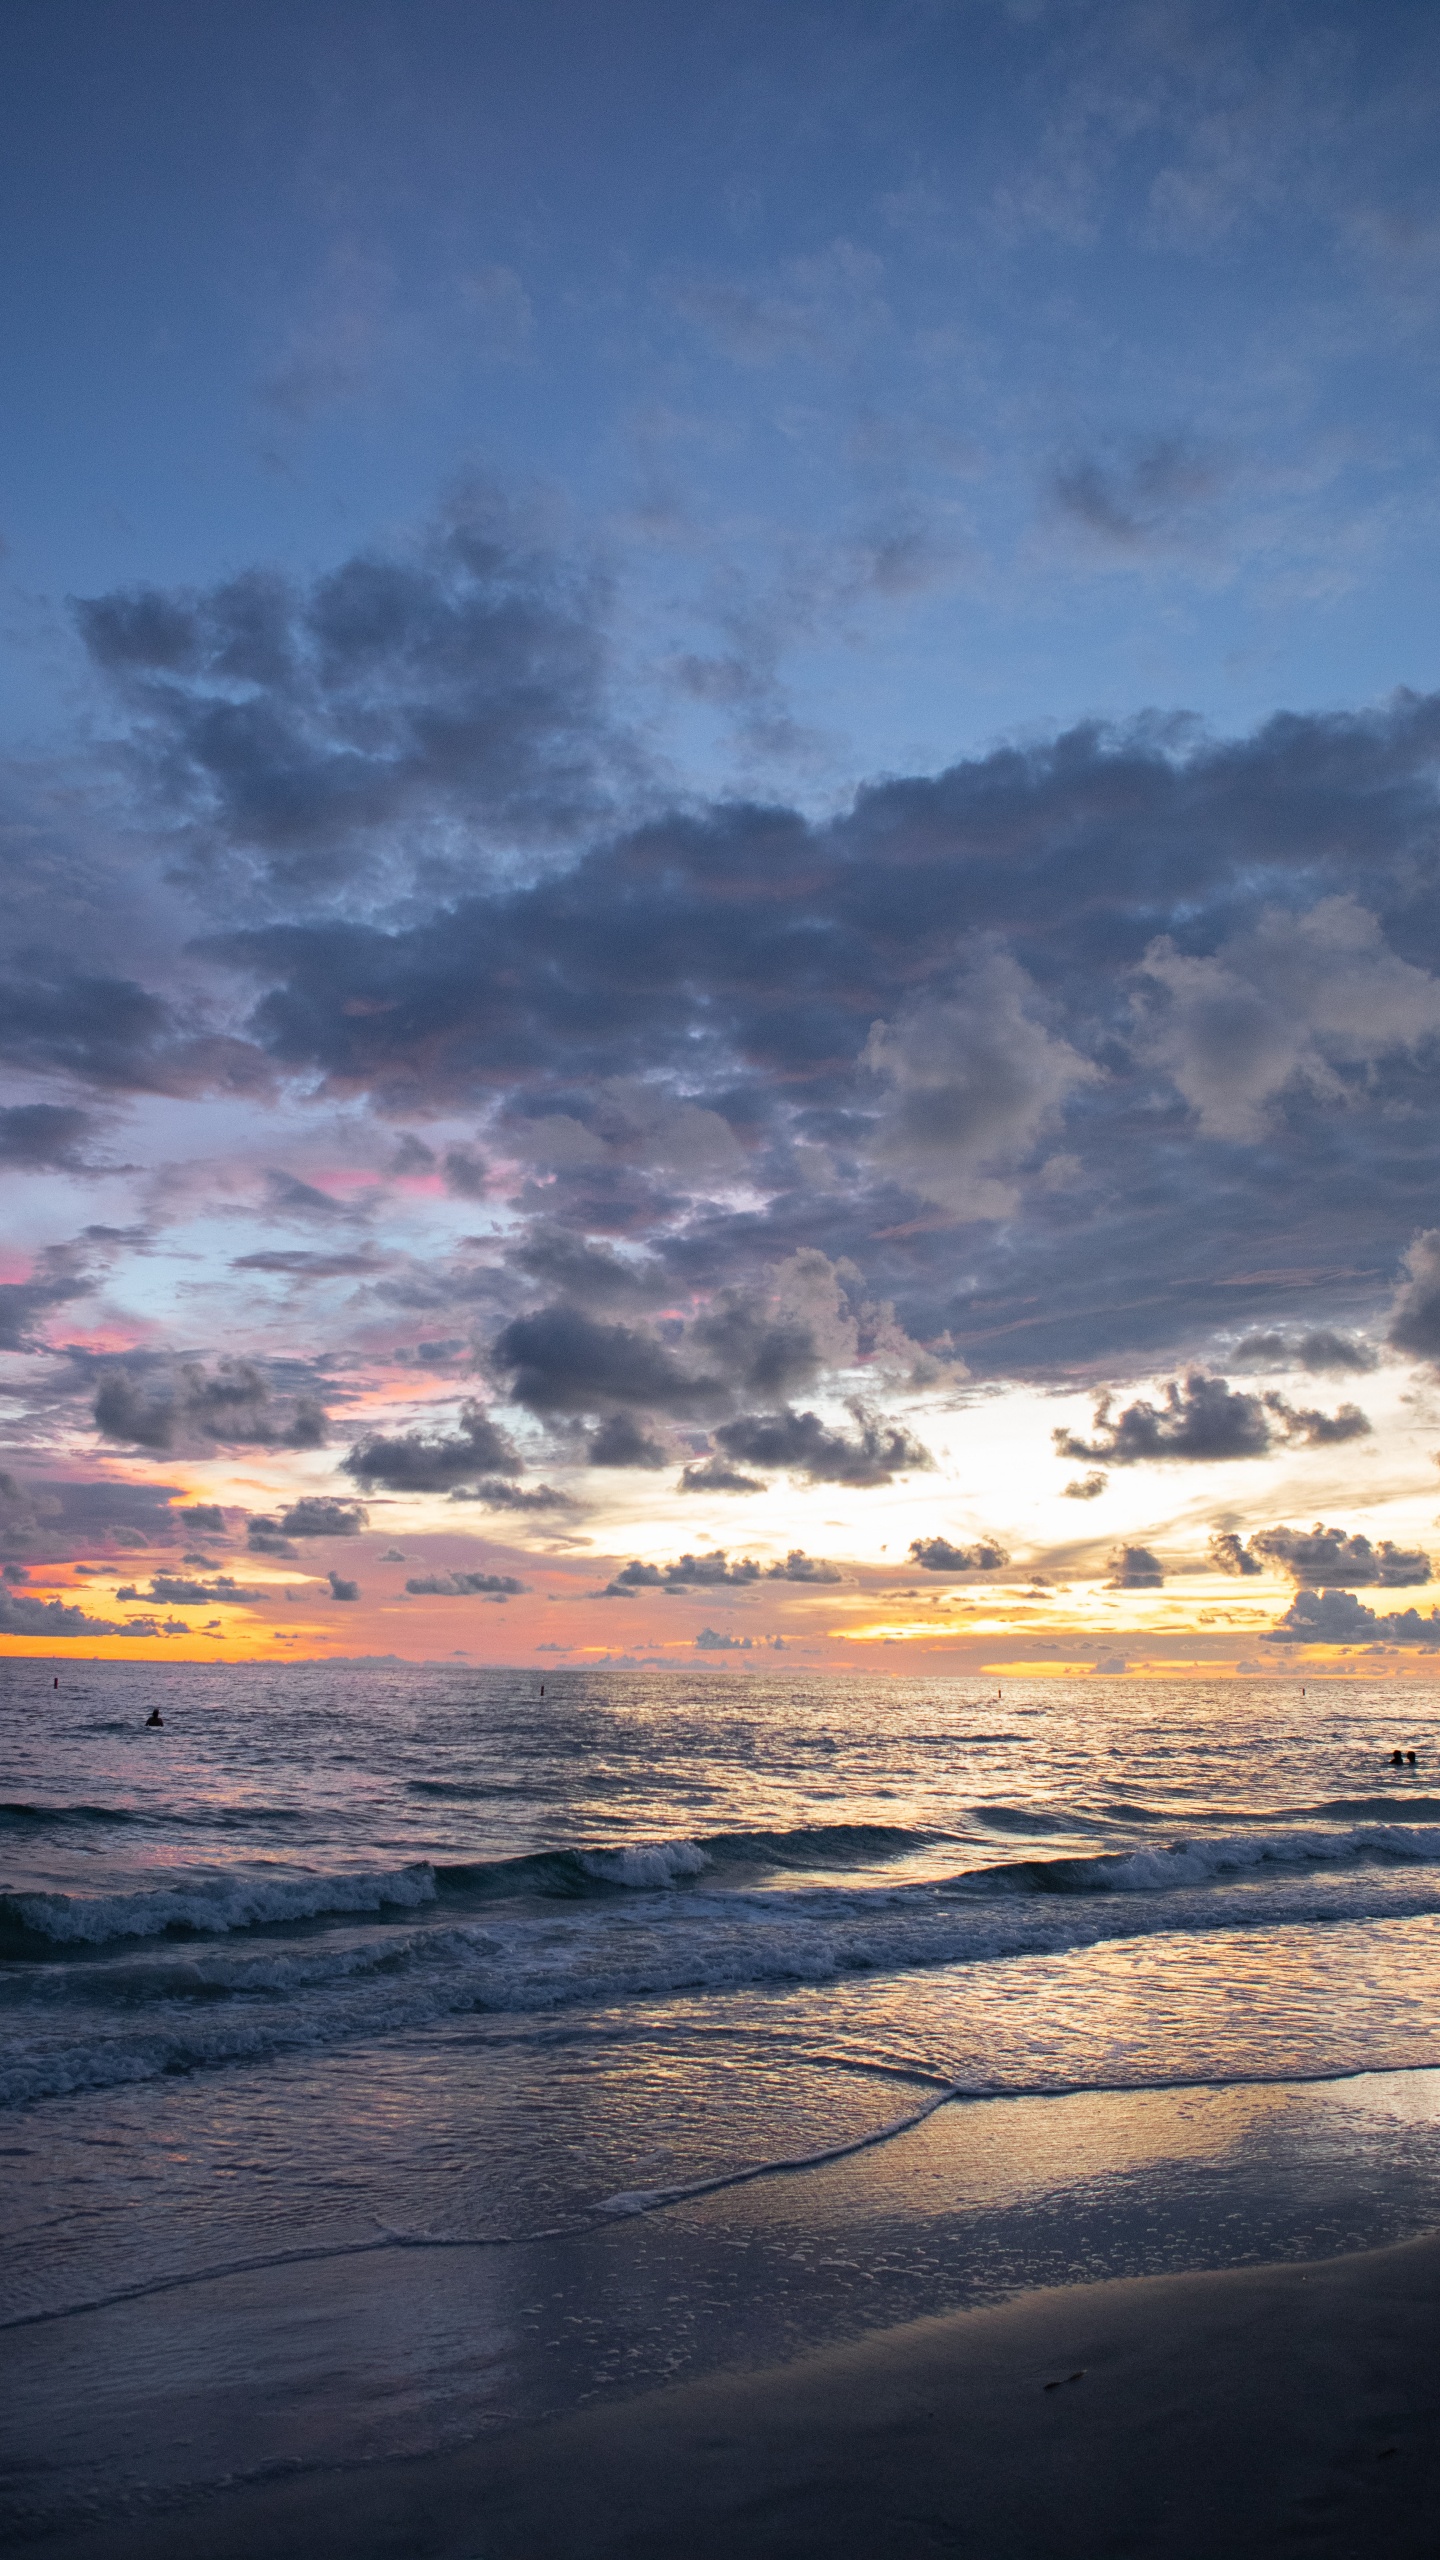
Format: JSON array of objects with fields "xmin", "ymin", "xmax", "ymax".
[{"xmin": 5, "ymin": 0, "xmax": 1440, "ymax": 1677}]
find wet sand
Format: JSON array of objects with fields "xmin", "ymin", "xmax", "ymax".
[{"xmin": 29, "ymin": 2228, "xmax": 1440, "ymax": 2560}]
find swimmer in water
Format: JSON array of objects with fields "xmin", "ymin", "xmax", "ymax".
[
  {"xmin": 145, "ymin": 1708, "xmax": 164, "ymax": 1728},
  {"xmin": 1408, "ymin": 1750, "xmax": 1418, "ymax": 1766},
  {"xmin": 1391, "ymin": 1749, "xmax": 1405, "ymax": 1766}
]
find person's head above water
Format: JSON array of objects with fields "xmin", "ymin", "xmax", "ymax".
[{"xmin": 145, "ymin": 1708, "xmax": 163, "ymax": 1727}]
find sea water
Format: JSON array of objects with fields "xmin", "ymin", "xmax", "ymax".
[{"xmin": 6, "ymin": 1660, "xmax": 1440, "ymax": 2521}]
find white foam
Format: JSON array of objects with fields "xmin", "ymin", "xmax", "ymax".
[
  {"xmin": 576, "ymin": 1839, "xmax": 712, "ymax": 1888},
  {"xmin": 1, "ymin": 1860, "xmax": 437, "ymax": 1945}
]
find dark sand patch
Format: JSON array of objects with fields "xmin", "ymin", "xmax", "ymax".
[{"xmin": 28, "ymin": 2230, "xmax": 1440, "ymax": 2560}]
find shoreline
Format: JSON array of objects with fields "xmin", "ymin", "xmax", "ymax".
[{"xmin": 24, "ymin": 2227, "xmax": 1440, "ymax": 2560}]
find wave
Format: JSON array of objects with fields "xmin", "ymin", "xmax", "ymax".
[
  {"xmin": 8, "ymin": 1825, "xmax": 1440, "ymax": 2107},
  {"xmin": 0, "ymin": 1862, "xmax": 437, "ymax": 1948},
  {"xmin": 974, "ymin": 1823, "xmax": 1440, "ymax": 1897},
  {"xmin": 8, "ymin": 1815, "xmax": 1440, "ymax": 1955}
]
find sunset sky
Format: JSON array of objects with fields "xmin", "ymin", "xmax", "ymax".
[{"xmin": 6, "ymin": 0, "xmax": 1440, "ymax": 1675}]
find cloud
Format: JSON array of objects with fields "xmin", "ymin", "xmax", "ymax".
[
  {"xmin": 1051, "ymin": 437, "xmax": 1227, "ymax": 551},
  {"xmin": 713, "ymin": 1406, "xmax": 931, "ymax": 1486},
  {"xmin": 343, "ymin": 1401, "xmax": 520, "ymax": 1491},
  {"xmin": 586, "ymin": 1413, "xmax": 668, "ymax": 1469},
  {"xmin": 1063, "ymin": 1471, "xmax": 1108, "ymax": 1501},
  {"xmin": 327, "ymin": 1571, "xmax": 360, "ymax": 1601},
  {"xmin": 0, "ymin": 1588, "xmax": 135, "ymax": 1638},
  {"xmin": 599, "ymin": 1549, "xmax": 763, "ymax": 1598},
  {"xmin": 447, "ymin": 1479, "xmax": 577, "ymax": 1510},
  {"xmin": 0, "ymin": 1473, "xmax": 201, "ymax": 1560},
  {"xmin": 1215, "ymin": 1524, "xmax": 1431, "ymax": 1587},
  {"xmin": 176, "ymin": 1504, "xmax": 228, "ymax": 1533},
  {"xmin": 379, "ymin": 1546, "xmax": 406, "ymax": 1561},
  {"xmin": 1228, "ymin": 1330, "xmax": 1378, "ymax": 1375},
  {"xmin": 403, "ymin": 1571, "xmax": 525, "ymax": 1598},
  {"xmin": 74, "ymin": 496, "xmax": 617, "ymax": 898},
  {"xmin": 1054, "ymin": 1374, "xmax": 1369, "ymax": 1466},
  {"xmin": 93, "ymin": 1360, "xmax": 328, "ymax": 1452},
  {"xmin": 1389, "ymin": 1230, "xmax": 1440, "ymax": 1365},
  {"xmin": 443, "ymin": 1146, "xmax": 488, "ymax": 1200},
  {"xmin": 247, "ymin": 1519, "xmax": 298, "ymax": 1556},
  {"xmin": 1263, "ymin": 1589, "xmax": 1440, "ymax": 1647},
  {"xmin": 694, "ymin": 1626, "xmax": 755, "ymax": 1649},
  {"xmin": 767, "ymin": 1549, "xmax": 842, "ymax": 1583},
  {"xmin": 1134, "ymin": 898, "xmax": 1440, "ymax": 1140},
  {"xmin": 1209, "ymin": 1529, "xmax": 1263, "ymax": 1577},
  {"xmin": 908, "ymin": 1534, "xmax": 1009, "ymax": 1572},
  {"xmin": 493, "ymin": 1305, "xmax": 722, "ymax": 1420},
  {"xmin": 861, "ymin": 951, "xmax": 1097, "ymax": 1217},
  {"xmin": 273, "ymin": 1496, "xmax": 368, "ymax": 1537},
  {"xmin": 678, "ymin": 1457, "xmax": 768, "ymax": 1494},
  {"xmin": 0, "ymin": 1243, "xmax": 98, "ymax": 1351},
  {"xmin": 1107, "ymin": 1544, "xmax": 1164, "ymax": 1588},
  {"xmin": 0, "ymin": 1104, "xmax": 95, "ymax": 1169},
  {"xmin": 114, "ymin": 1574, "xmax": 263, "ymax": 1604}
]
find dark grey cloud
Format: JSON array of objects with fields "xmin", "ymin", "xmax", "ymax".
[
  {"xmin": 492, "ymin": 1305, "xmax": 724, "ymax": 1419},
  {"xmin": 443, "ymin": 1146, "xmax": 488, "ymax": 1200},
  {"xmin": 678, "ymin": 1457, "xmax": 768, "ymax": 1494},
  {"xmin": 1208, "ymin": 1528, "xmax": 1262, "ymax": 1577},
  {"xmin": 176, "ymin": 1504, "xmax": 228, "ymax": 1533},
  {"xmin": 599, "ymin": 1548, "xmax": 764, "ymax": 1598},
  {"xmin": 74, "ymin": 497, "xmax": 617, "ymax": 898},
  {"xmin": 327, "ymin": 1571, "xmax": 360, "ymax": 1602},
  {"xmin": 1054, "ymin": 1374, "xmax": 1369, "ymax": 1466},
  {"xmin": 404, "ymin": 1571, "xmax": 525, "ymax": 1598},
  {"xmin": 1389, "ymin": 1231, "xmax": 1440, "ymax": 1365},
  {"xmin": 114, "ymin": 1574, "xmax": 263, "ymax": 1604},
  {"xmin": 343, "ymin": 1400, "xmax": 520, "ymax": 1491},
  {"xmin": 0, "ymin": 1588, "xmax": 134, "ymax": 1638},
  {"xmin": 694, "ymin": 1626, "xmax": 755, "ymax": 1649},
  {"xmin": 1228, "ymin": 1329, "xmax": 1378, "ymax": 1376},
  {"xmin": 0, "ymin": 965, "xmax": 264, "ymax": 1097},
  {"xmin": 0, "ymin": 1474, "xmax": 194, "ymax": 1559},
  {"xmin": 158, "ymin": 680, "xmax": 1440, "ymax": 1391},
  {"xmin": 767, "ymin": 1549, "xmax": 842, "ymax": 1583},
  {"xmin": 713, "ymin": 1406, "xmax": 931, "ymax": 1486},
  {"xmin": 1107, "ymin": 1544, "xmax": 1165, "ymax": 1588},
  {"xmin": 274, "ymin": 1496, "xmax": 368, "ymax": 1537},
  {"xmin": 506, "ymin": 1228, "xmax": 667, "ymax": 1309},
  {"xmin": 1216, "ymin": 1523, "xmax": 1431, "ymax": 1587},
  {"xmin": 1063, "ymin": 1471, "xmax": 1108, "ymax": 1500},
  {"xmin": 232, "ymin": 1247, "xmax": 385, "ymax": 1279},
  {"xmin": 93, "ymin": 1360, "xmax": 328, "ymax": 1452},
  {"xmin": 586, "ymin": 1413, "xmax": 667, "ymax": 1469},
  {"xmin": 1264, "ymin": 1589, "xmax": 1440, "ymax": 1647},
  {"xmin": 908, "ymin": 1534, "xmax": 1009, "ymax": 1572},
  {"xmin": 447, "ymin": 1478, "xmax": 577, "ymax": 1511},
  {"xmin": 0, "ymin": 1104, "xmax": 94, "ymax": 1169},
  {"xmin": 247, "ymin": 1519, "xmax": 298, "ymax": 1556}
]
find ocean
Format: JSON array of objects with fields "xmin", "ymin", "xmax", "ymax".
[{"xmin": 8, "ymin": 1659, "xmax": 1440, "ymax": 2531}]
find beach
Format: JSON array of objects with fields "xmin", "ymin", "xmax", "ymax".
[
  {"xmin": 8, "ymin": 1664, "xmax": 1440, "ymax": 2553},
  {"xmin": 11, "ymin": 2068, "xmax": 1440, "ymax": 2558},
  {"xmin": 20, "ymin": 2216, "xmax": 1440, "ymax": 2559}
]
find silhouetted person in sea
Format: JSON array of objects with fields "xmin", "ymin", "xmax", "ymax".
[
  {"xmin": 1408, "ymin": 1750, "xmax": 1418, "ymax": 1766},
  {"xmin": 145, "ymin": 1708, "xmax": 164, "ymax": 1728},
  {"xmin": 1391, "ymin": 1749, "xmax": 1406, "ymax": 1766}
]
